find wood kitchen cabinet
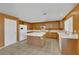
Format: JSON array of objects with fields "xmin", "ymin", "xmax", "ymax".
[
  {"xmin": 27, "ymin": 23, "xmax": 33, "ymax": 30},
  {"xmin": 61, "ymin": 38, "xmax": 77, "ymax": 55},
  {"xmin": 45, "ymin": 32, "xmax": 58, "ymax": 39},
  {"xmin": 0, "ymin": 15, "xmax": 4, "ymax": 47},
  {"xmin": 32, "ymin": 23, "xmax": 41, "ymax": 30},
  {"xmin": 59, "ymin": 21, "xmax": 64, "ymax": 30},
  {"xmin": 32, "ymin": 21, "xmax": 60, "ymax": 30}
]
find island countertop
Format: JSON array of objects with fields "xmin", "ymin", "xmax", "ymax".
[{"xmin": 27, "ymin": 32, "xmax": 46, "ymax": 37}]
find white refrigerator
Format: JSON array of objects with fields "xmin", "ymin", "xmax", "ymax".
[{"xmin": 19, "ymin": 25, "xmax": 27, "ymax": 41}]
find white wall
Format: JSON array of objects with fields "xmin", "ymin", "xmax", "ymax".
[
  {"xmin": 4, "ymin": 18, "xmax": 17, "ymax": 47},
  {"xmin": 64, "ymin": 16, "xmax": 73, "ymax": 32}
]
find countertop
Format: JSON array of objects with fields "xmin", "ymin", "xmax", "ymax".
[
  {"xmin": 27, "ymin": 32, "xmax": 46, "ymax": 37},
  {"xmin": 27, "ymin": 30, "xmax": 78, "ymax": 39}
]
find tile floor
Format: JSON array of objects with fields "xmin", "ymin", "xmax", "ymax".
[{"xmin": 0, "ymin": 38, "xmax": 61, "ymax": 55}]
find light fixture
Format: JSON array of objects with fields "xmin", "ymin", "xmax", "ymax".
[
  {"xmin": 43, "ymin": 13, "xmax": 47, "ymax": 15},
  {"xmin": 41, "ymin": 13, "xmax": 48, "ymax": 20}
]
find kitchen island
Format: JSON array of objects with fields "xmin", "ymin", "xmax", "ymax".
[{"xmin": 27, "ymin": 32, "xmax": 47, "ymax": 47}]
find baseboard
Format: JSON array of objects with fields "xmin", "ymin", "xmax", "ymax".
[
  {"xmin": 0, "ymin": 46, "xmax": 5, "ymax": 49},
  {"xmin": 0, "ymin": 41, "xmax": 19, "ymax": 50}
]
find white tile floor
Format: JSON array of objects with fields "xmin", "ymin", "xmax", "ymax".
[{"xmin": 0, "ymin": 38, "xmax": 61, "ymax": 55}]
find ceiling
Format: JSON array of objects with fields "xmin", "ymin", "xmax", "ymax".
[{"xmin": 0, "ymin": 3, "xmax": 77, "ymax": 23}]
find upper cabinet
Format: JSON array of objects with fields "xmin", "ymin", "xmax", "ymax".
[
  {"xmin": 32, "ymin": 21, "xmax": 60, "ymax": 30},
  {"xmin": 27, "ymin": 23, "xmax": 33, "ymax": 30},
  {"xmin": 64, "ymin": 16, "xmax": 73, "ymax": 33},
  {"xmin": 59, "ymin": 21, "xmax": 64, "ymax": 30},
  {"xmin": 45, "ymin": 22, "xmax": 59, "ymax": 30}
]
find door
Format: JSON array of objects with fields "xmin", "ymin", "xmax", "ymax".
[{"xmin": 4, "ymin": 18, "xmax": 17, "ymax": 47}]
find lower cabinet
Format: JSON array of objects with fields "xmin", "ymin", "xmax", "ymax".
[
  {"xmin": 45, "ymin": 32, "xmax": 58, "ymax": 39},
  {"xmin": 61, "ymin": 38, "xmax": 77, "ymax": 55}
]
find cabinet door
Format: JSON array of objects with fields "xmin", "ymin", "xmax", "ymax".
[
  {"xmin": 46, "ymin": 32, "xmax": 58, "ymax": 39},
  {"xmin": 27, "ymin": 24, "xmax": 33, "ymax": 30},
  {"xmin": 0, "ymin": 17, "xmax": 4, "ymax": 47},
  {"xmin": 60, "ymin": 21, "xmax": 64, "ymax": 30},
  {"xmin": 4, "ymin": 18, "xmax": 17, "ymax": 47},
  {"xmin": 61, "ymin": 39, "xmax": 77, "ymax": 55}
]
